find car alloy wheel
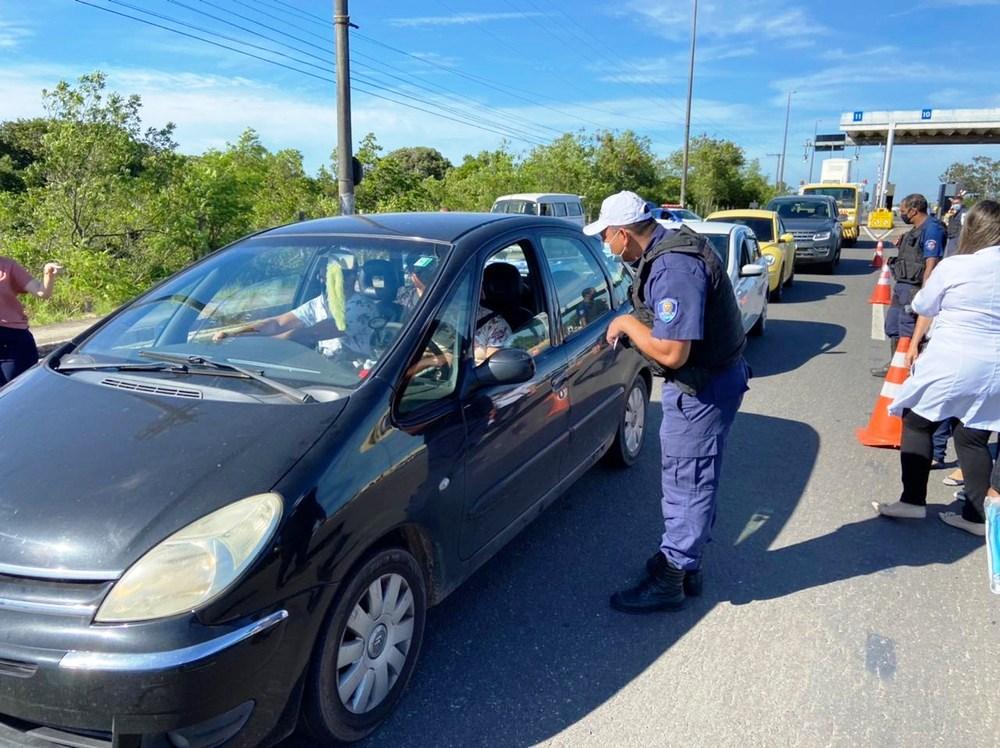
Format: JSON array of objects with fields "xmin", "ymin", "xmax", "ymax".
[
  {"xmin": 304, "ymin": 548, "xmax": 427, "ymax": 743},
  {"xmin": 605, "ymin": 375, "xmax": 649, "ymax": 467}
]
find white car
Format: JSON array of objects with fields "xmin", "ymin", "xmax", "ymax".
[{"xmin": 656, "ymin": 219, "xmax": 769, "ymax": 336}]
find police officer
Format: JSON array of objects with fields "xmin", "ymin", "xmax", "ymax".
[
  {"xmin": 943, "ymin": 191, "xmax": 966, "ymax": 259},
  {"xmin": 871, "ymin": 193, "xmax": 945, "ymax": 377},
  {"xmin": 586, "ymin": 191, "xmax": 750, "ymax": 613}
]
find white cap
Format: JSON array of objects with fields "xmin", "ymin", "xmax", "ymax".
[{"xmin": 582, "ymin": 190, "xmax": 652, "ymax": 236}]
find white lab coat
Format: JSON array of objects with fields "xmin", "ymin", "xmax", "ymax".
[{"xmin": 888, "ymin": 245, "xmax": 1000, "ymax": 431}]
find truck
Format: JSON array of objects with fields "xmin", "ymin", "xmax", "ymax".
[{"xmin": 799, "ymin": 159, "xmax": 868, "ymax": 246}]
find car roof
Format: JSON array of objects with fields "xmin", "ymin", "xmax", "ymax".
[
  {"xmin": 663, "ymin": 219, "xmax": 743, "ymax": 236},
  {"xmin": 708, "ymin": 209, "xmax": 776, "ymax": 219},
  {"xmin": 256, "ymin": 212, "xmax": 555, "ymax": 244},
  {"xmin": 769, "ymin": 195, "xmax": 833, "ymax": 202},
  {"xmin": 493, "ymin": 193, "xmax": 582, "ymax": 202}
]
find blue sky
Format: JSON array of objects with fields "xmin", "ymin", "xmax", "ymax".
[{"xmin": 3, "ymin": 0, "xmax": 1000, "ymax": 201}]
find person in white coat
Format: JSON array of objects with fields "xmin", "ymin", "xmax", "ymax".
[{"xmin": 874, "ymin": 199, "xmax": 1000, "ymax": 536}]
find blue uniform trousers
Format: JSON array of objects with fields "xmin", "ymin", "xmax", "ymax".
[
  {"xmin": 658, "ymin": 361, "xmax": 748, "ymax": 571},
  {"xmin": 885, "ymin": 282, "xmax": 919, "ymax": 340}
]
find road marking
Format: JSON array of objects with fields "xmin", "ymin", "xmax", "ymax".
[{"xmin": 734, "ymin": 508, "xmax": 774, "ymax": 545}]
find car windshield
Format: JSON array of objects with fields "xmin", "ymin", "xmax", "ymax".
[
  {"xmin": 702, "ymin": 234, "xmax": 729, "ymax": 265},
  {"xmin": 804, "ymin": 187, "xmax": 856, "ymax": 208},
  {"xmin": 718, "ymin": 217, "xmax": 773, "ymax": 241},
  {"xmin": 770, "ymin": 201, "xmax": 830, "ymax": 219},
  {"xmin": 69, "ymin": 235, "xmax": 448, "ymax": 391},
  {"xmin": 491, "ymin": 199, "xmax": 538, "ymax": 215},
  {"xmin": 674, "ymin": 209, "xmax": 701, "ymax": 221}
]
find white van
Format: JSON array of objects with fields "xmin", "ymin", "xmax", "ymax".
[{"xmin": 490, "ymin": 192, "xmax": 586, "ymax": 227}]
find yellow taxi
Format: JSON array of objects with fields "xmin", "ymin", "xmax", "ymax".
[{"xmin": 706, "ymin": 209, "xmax": 796, "ymax": 301}]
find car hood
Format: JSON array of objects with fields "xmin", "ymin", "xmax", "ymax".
[
  {"xmin": 780, "ymin": 217, "xmax": 838, "ymax": 232},
  {"xmin": 0, "ymin": 367, "xmax": 347, "ymax": 577}
]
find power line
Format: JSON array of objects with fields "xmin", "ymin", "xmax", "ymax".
[
  {"xmin": 170, "ymin": 0, "xmax": 550, "ymax": 143},
  {"xmin": 73, "ymin": 0, "xmax": 549, "ymax": 145}
]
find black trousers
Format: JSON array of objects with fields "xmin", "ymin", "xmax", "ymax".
[
  {"xmin": 0, "ymin": 326, "xmax": 38, "ymax": 386},
  {"xmin": 900, "ymin": 409, "xmax": 992, "ymax": 522}
]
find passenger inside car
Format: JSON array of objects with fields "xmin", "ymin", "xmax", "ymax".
[{"xmin": 212, "ymin": 255, "xmax": 399, "ymax": 362}]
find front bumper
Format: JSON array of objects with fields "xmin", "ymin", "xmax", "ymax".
[
  {"xmin": 794, "ymin": 241, "xmax": 836, "ymax": 265},
  {"xmin": 0, "ymin": 608, "xmax": 294, "ymax": 747}
]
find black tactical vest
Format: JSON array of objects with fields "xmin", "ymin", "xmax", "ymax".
[
  {"xmin": 629, "ymin": 225, "xmax": 746, "ymax": 394},
  {"xmin": 892, "ymin": 216, "xmax": 944, "ymax": 285}
]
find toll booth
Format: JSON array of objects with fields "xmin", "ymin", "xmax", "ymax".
[{"xmin": 840, "ymin": 108, "xmax": 1000, "ymax": 210}]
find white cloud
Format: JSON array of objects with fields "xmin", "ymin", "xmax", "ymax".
[
  {"xmin": 628, "ymin": 0, "xmax": 828, "ymax": 42},
  {"xmin": 388, "ymin": 12, "xmax": 544, "ymax": 28},
  {"xmin": 0, "ymin": 18, "xmax": 32, "ymax": 49}
]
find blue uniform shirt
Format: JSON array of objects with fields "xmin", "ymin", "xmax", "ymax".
[
  {"xmin": 919, "ymin": 217, "xmax": 946, "ymax": 259},
  {"xmin": 641, "ymin": 224, "xmax": 748, "ymax": 410},
  {"xmin": 642, "ymin": 224, "xmax": 709, "ymax": 343}
]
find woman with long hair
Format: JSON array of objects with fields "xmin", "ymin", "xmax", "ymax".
[{"xmin": 874, "ymin": 199, "xmax": 1000, "ymax": 535}]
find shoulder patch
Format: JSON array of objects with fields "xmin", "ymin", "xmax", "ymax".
[
  {"xmin": 657, "ymin": 298, "xmax": 679, "ymax": 324},
  {"xmin": 925, "ymin": 239, "xmax": 938, "ymax": 251}
]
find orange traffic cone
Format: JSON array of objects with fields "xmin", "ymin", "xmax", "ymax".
[
  {"xmin": 856, "ymin": 337, "xmax": 911, "ymax": 448},
  {"xmin": 871, "ymin": 240, "xmax": 884, "ymax": 268},
  {"xmin": 869, "ymin": 263, "xmax": 892, "ymax": 304}
]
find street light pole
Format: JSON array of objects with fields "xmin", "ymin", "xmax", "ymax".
[
  {"xmin": 679, "ymin": 0, "xmax": 697, "ymax": 208},
  {"xmin": 334, "ymin": 0, "xmax": 355, "ymax": 215},
  {"xmin": 808, "ymin": 119, "xmax": 819, "ymax": 182},
  {"xmin": 766, "ymin": 153, "xmax": 782, "ymax": 187},
  {"xmin": 777, "ymin": 90, "xmax": 794, "ymax": 191}
]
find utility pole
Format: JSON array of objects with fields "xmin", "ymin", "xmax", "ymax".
[
  {"xmin": 777, "ymin": 90, "xmax": 794, "ymax": 191},
  {"xmin": 766, "ymin": 153, "xmax": 782, "ymax": 187},
  {"xmin": 334, "ymin": 0, "xmax": 355, "ymax": 215},
  {"xmin": 808, "ymin": 119, "xmax": 820, "ymax": 182},
  {"xmin": 679, "ymin": 0, "xmax": 697, "ymax": 208}
]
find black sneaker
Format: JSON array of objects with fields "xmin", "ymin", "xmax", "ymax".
[{"xmin": 611, "ymin": 562, "xmax": 685, "ymax": 613}]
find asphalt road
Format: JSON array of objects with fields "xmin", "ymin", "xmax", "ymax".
[{"xmin": 285, "ymin": 241, "xmax": 999, "ymax": 748}]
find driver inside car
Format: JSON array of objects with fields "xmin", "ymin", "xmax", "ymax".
[{"xmin": 212, "ymin": 256, "xmax": 381, "ymax": 361}]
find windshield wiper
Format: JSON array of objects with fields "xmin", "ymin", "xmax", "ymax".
[
  {"xmin": 56, "ymin": 361, "xmax": 181, "ymax": 372},
  {"xmin": 138, "ymin": 351, "xmax": 315, "ymax": 404}
]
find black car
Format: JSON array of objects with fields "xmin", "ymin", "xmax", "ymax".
[
  {"xmin": 766, "ymin": 195, "xmax": 843, "ymax": 273},
  {"xmin": 0, "ymin": 213, "xmax": 651, "ymax": 747}
]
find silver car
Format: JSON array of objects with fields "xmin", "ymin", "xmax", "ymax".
[{"xmin": 656, "ymin": 220, "xmax": 769, "ymax": 336}]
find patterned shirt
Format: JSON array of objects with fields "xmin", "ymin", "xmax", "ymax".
[
  {"xmin": 475, "ymin": 305, "xmax": 513, "ymax": 349},
  {"xmin": 292, "ymin": 293, "xmax": 379, "ymax": 358}
]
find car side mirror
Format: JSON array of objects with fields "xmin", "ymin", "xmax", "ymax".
[
  {"xmin": 780, "ymin": 233, "xmax": 794, "ymax": 243},
  {"xmin": 475, "ymin": 348, "xmax": 535, "ymax": 386},
  {"xmin": 739, "ymin": 264, "xmax": 765, "ymax": 277}
]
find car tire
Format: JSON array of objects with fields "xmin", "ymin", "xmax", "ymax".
[
  {"xmin": 749, "ymin": 300, "xmax": 767, "ymax": 337},
  {"xmin": 604, "ymin": 375, "xmax": 649, "ymax": 467},
  {"xmin": 769, "ymin": 272, "xmax": 783, "ymax": 302},
  {"xmin": 302, "ymin": 548, "xmax": 427, "ymax": 744}
]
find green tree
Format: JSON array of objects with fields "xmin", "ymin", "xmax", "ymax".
[
  {"xmin": 386, "ymin": 146, "xmax": 452, "ymax": 181},
  {"xmin": 941, "ymin": 157, "xmax": 1000, "ymax": 199}
]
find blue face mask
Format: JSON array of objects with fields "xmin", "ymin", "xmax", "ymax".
[{"xmin": 603, "ymin": 241, "xmax": 617, "ymax": 257}]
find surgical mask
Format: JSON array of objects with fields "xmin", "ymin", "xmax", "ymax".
[{"xmin": 603, "ymin": 241, "xmax": 618, "ymax": 257}]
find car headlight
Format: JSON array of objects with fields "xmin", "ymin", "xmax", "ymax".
[
  {"xmin": 763, "ymin": 254, "xmax": 776, "ymax": 266},
  {"xmin": 813, "ymin": 231, "xmax": 831, "ymax": 241},
  {"xmin": 96, "ymin": 493, "xmax": 283, "ymax": 623}
]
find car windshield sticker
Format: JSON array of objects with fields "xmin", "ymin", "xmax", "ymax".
[{"xmin": 657, "ymin": 298, "xmax": 679, "ymax": 324}]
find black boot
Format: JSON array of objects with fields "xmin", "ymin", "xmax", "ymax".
[
  {"xmin": 611, "ymin": 556, "xmax": 686, "ymax": 613},
  {"xmin": 870, "ymin": 336, "xmax": 898, "ymax": 377},
  {"xmin": 645, "ymin": 551, "xmax": 703, "ymax": 597}
]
